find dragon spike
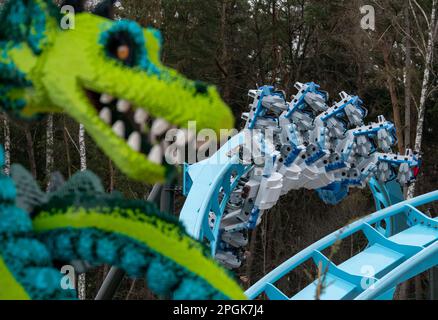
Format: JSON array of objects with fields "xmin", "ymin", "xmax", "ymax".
[
  {"xmin": 93, "ymin": 0, "xmax": 117, "ymax": 19},
  {"xmin": 60, "ymin": 0, "xmax": 86, "ymax": 13}
]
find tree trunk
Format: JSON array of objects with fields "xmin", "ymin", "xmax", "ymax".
[
  {"xmin": 271, "ymin": 0, "xmax": 279, "ymax": 85},
  {"xmin": 217, "ymin": 0, "xmax": 231, "ymax": 102},
  {"xmin": 253, "ymin": 1, "xmax": 265, "ymax": 85},
  {"xmin": 404, "ymin": 6, "xmax": 412, "ymax": 151},
  {"xmin": 397, "ymin": 6, "xmax": 413, "ymax": 300},
  {"xmin": 154, "ymin": 0, "xmax": 163, "ymax": 27},
  {"xmin": 79, "ymin": 124, "xmax": 87, "ymax": 172},
  {"xmin": 415, "ymin": 274, "xmax": 423, "ymax": 299},
  {"xmin": 78, "ymin": 123, "xmax": 87, "ymax": 300},
  {"xmin": 381, "ymin": 41, "xmax": 405, "ymax": 153},
  {"xmin": 408, "ymin": 0, "xmax": 437, "ymax": 300},
  {"xmin": 2, "ymin": 114, "xmax": 11, "ymax": 175},
  {"xmin": 24, "ymin": 125, "xmax": 37, "ymax": 179},
  {"xmin": 272, "ymin": 0, "xmax": 284, "ymax": 86},
  {"xmin": 407, "ymin": 0, "xmax": 437, "ymax": 200},
  {"xmin": 100, "ymin": 158, "xmax": 115, "ymax": 288},
  {"xmin": 63, "ymin": 116, "xmax": 72, "ymax": 178},
  {"xmin": 245, "ymin": 228, "xmax": 258, "ymax": 288},
  {"xmin": 46, "ymin": 114, "xmax": 54, "ymax": 191}
]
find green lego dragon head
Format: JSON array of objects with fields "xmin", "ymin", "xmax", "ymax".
[{"xmin": 0, "ymin": 0, "xmax": 234, "ymax": 183}]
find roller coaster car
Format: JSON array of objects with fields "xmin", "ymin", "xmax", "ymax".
[{"xmin": 191, "ymin": 82, "xmax": 421, "ymax": 269}]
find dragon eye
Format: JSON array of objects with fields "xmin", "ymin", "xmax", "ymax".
[
  {"xmin": 117, "ymin": 45, "xmax": 130, "ymax": 61},
  {"xmin": 100, "ymin": 21, "xmax": 151, "ymax": 70},
  {"xmin": 106, "ymin": 31, "xmax": 136, "ymax": 66}
]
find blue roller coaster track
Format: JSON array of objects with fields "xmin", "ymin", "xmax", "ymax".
[
  {"xmin": 181, "ymin": 132, "xmax": 251, "ymax": 255},
  {"xmin": 245, "ymin": 191, "xmax": 438, "ymax": 300}
]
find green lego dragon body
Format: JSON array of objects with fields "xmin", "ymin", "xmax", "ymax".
[{"xmin": 0, "ymin": 0, "xmax": 245, "ymax": 300}]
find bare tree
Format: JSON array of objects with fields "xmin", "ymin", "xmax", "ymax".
[
  {"xmin": 78, "ymin": 123, "xmax": 87, "ymax": 300},
  {"xmin": 24, "ymin": 124, "xmax": 37, "ymax": 178},
  {"xmin": 62, "ymin": 116, "xmax": 72, "ymax": 178},
  {"xmin": 407, "ymin": 0, "xmax": 437, "ymax": 199},
  {"xmin": 380, "ymin": 38, "xmax": 405, "ymax": 152},
  {"xmin": 404, "ymin": 4, "xmax": 412, "ymax": 152},
  {"xmin": 46, "ymin": 115, "xmax": 54, "ymax": 191},
  {"xmin": 2, "ymin": 113, "xmax": 10, "ymax": 175}
]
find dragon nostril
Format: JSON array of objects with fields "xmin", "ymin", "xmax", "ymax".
[{"xmin": 194, "ymin": 81, "xmax": 208, "ymax": 95}]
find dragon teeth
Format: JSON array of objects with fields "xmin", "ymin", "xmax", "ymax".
[
  {"xmin": 117, "ymin": 99, "xmax": 131, "ymax": 113},
  {"xmin": 134, "ymin": 108, "xmax": 149, "ymax": 124},
  {"xmin": 112, "ymin": 120, "xmax": 125, "ymax": 138},
  {"xmin": 148, "ymin": 145, "xmax": 163, "ymax": 164},
  {"xmin": 151, "ymin": 118, "xmax": 171, "ymax": 137},
  {"xmin": 127, "ymin": 131, "xmax": 141, "ymax": 152},
  {"xmin": 99, "ymin": 107, "xmax": 111, "ymax": 124},
  {"xmin": 100, "ymin": 93, "xmax": 114, "ymax": 104}
]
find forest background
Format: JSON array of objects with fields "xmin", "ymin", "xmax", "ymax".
[{"xmin": 0, "ymin": 0, "xmax": 437, "ymax": 299}]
